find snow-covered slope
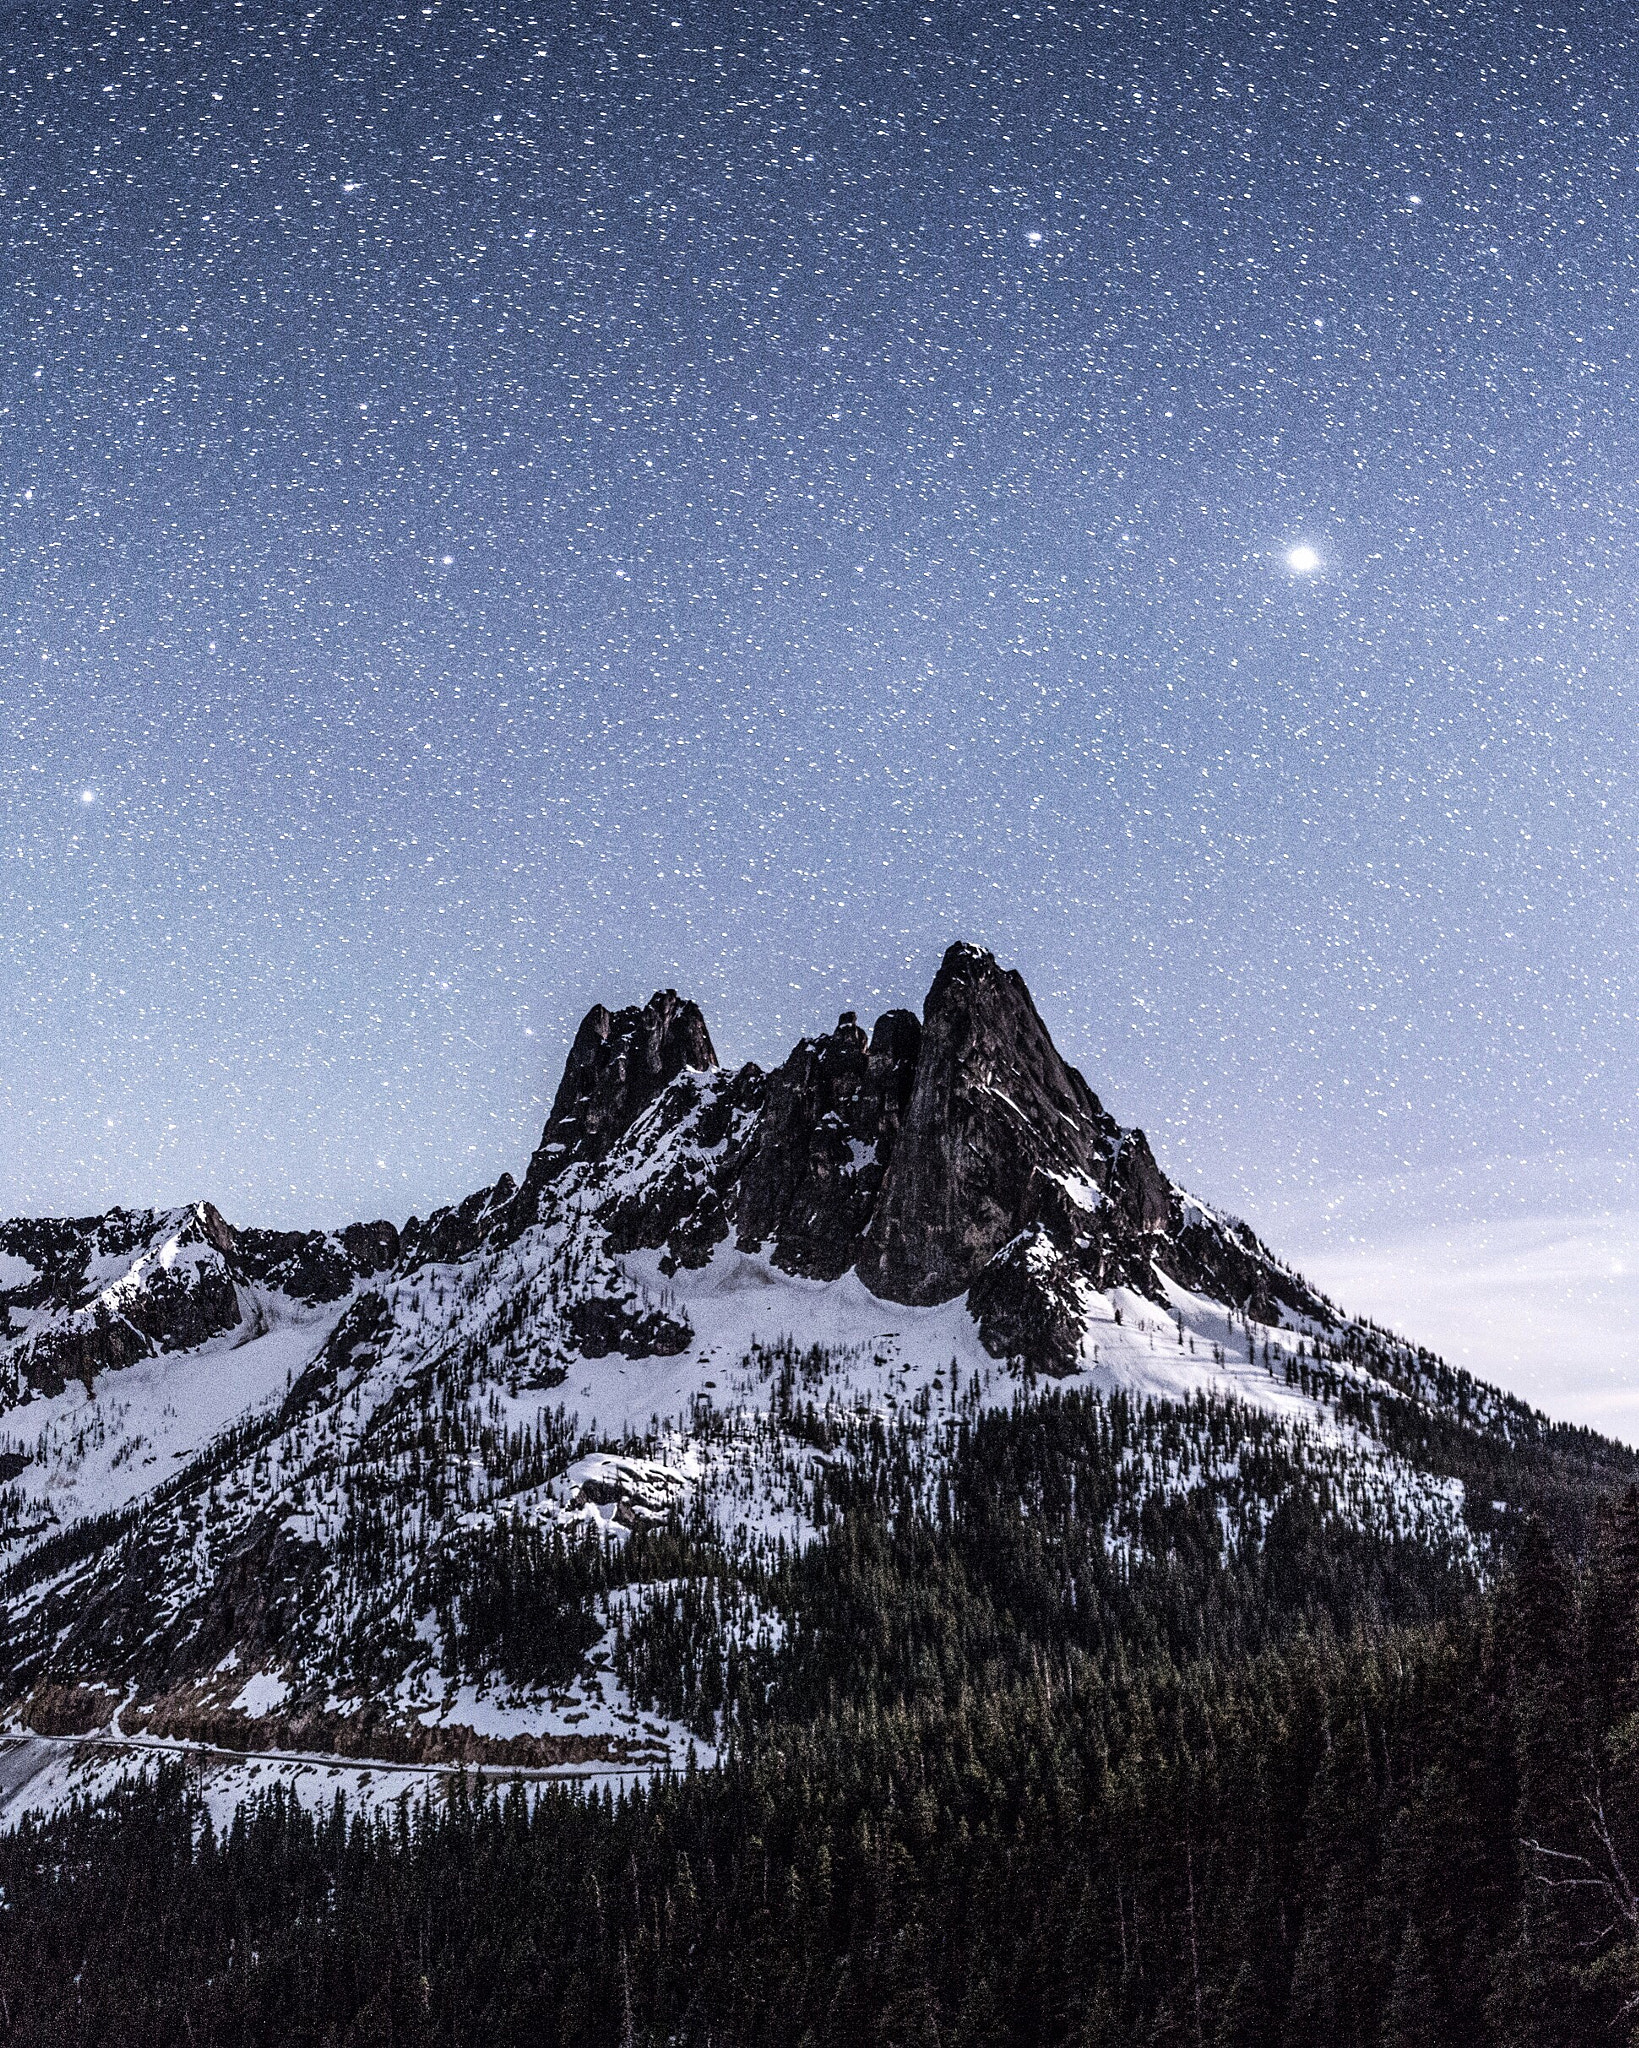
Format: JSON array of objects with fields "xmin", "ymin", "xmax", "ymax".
[
  {"xmin": 0, "ymin": 943, "xmax": 1607, "ymax": 1820},
  {"xmin": 0, "ymin": 1204, "xmax": 398, "ymax": 1544}
]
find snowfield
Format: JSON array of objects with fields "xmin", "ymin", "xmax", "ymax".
[{"xmin": 0, "ymin": 1293, "xmax": 352, "ymax": 1541}]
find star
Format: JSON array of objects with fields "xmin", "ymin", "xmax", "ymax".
[{"xmin": 1285, "ymin": 544, "xmax": 1321, "ymax": 574}]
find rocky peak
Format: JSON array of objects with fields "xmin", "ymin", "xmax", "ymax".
[
  {"xmin": 359, "ymin": 941, "xmax": 1325, "ymax": 1373},
  {"xmin": 735, "ymin": 1006, "xmax": 921, "ymax": 1279},
  {"xmin": 857, "ymin": 942, "xmax": 1123, "ymax": 1306},
  {"xmin": 867, "ymin": 1005, "xmax": 922, "ymax": 1082},
  {"xmin": 3, "ymin": 1204, "xmax": 245, "ymax": 1399},
  {"xmin": 526, "ymin": 990, "xmax": 719, "ymax": 1186}
]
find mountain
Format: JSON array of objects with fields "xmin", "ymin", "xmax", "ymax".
[
  {"xmin": 0, "ymin": 942, "xmax": 1627, "ymax": 1816},
  {"xmin": 4, "ymin": 943, "xmax": 1639, "ymax": 2048}
]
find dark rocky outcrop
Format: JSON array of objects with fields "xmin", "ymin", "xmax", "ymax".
[
  {"xmin": 16, "ymin": 1681, "xmax": 121, "ymax": 1736},
  {"xmin": 1084, "ymin": 1130, "xmax": 1174, "ymax": 1293},
  {"xmin": 0, "ymin": 1222, "xmax": 82, "ymax": 1316},
  {"xmin": 1, "ymin": 1205, "xmax": 232, "ymax": 1317},
  {"xmin": 15, "ymin": 1205, "xmax": 247, "ymax": 1398},
  {"xmin": 232, "ymin": 1217, "xmax": 401, "ymax": 1303},
  {"xmin": 529, "ymin": 991, "xmax": 718, "ymax": 1179},
  {"xmin": 2, "ymin": 1201, "xmax": 411, "ymax": 1402},
  {"xmin": 0, "ymin": 1218, "xmax": 91, "ymax": 1314},
  {"xmin": 1167, "ymin": 1201, "xmax": 1334, "ymax": 1330},
  {"xmin": 23, "ymin": 1306, "xmax": 173, "ymax": 1399},
  {"xmin": 165, "ymin": 1518, "xmax": 329, "ymax": 1683},
  {"xmin": 563, "ymin": 1293, "xmax": 693, "ymax": 1361},
  {"xmin": 113, "ymin": 1256, "xmax": 242, "ymax": 1359},
  {"xmin": 399, "ymin": 1175, "xmax": 516, "ymax": 1272},
  {"xmin": 735, "ymin": 1008, "xmax": 921, "ymax": 1279},
  {"xmin": 969, "ymin": 1233, "xmax": 1087, "ymax": 1376},
  {"xmin": 858, "ymin": 944, "xmax": 1123, "ymax": 1306}
]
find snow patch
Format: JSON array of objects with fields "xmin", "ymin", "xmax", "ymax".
[
  {"xmin": 231, "ymin": 1671, "xmax": 292, "ymax": 1717},
  {"xmin": 0, "ymin": 1254, "xmax": 38, "ymax": 1295}
]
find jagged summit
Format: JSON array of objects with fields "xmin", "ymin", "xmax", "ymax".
[
  {"xmin": 0, "ymin": 935, "xmax": 1612, "ymax": 1816},
  {"xmin": 428, "ymin": 939, "xmax": 1323, "ymax": 1373},
  {"xmin": 858, "ymin": 939, "xmax": 1126, "ymax": 1306},
  {"xmin": 530, "ymin": 988, "xmax": 718, "ymax": 1180},
  {"xmin": 0, "ymin": 944, "xmax": 1319, "ymax": 1394},
  {"xmin": 734, "ymin": 1004, "xmax": 920, "ymax": 1281}
]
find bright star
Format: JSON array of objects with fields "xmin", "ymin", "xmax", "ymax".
[
  {"xmin": 1286, "ymin": 544, "xmax": 1321, "ymax": 575},
  {"xmin": 79, "ymin": 789, "xmax": 96, "ymax": 806}
]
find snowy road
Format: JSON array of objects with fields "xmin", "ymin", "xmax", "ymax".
[{"xmin": 0, "ymin": 1726, "xmax": 661, "ymax": 1830}]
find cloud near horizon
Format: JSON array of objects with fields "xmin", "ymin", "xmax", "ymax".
[{"xmin": 1291, "ymin": 1199, "xmax": 1639, "ymax": 1444}]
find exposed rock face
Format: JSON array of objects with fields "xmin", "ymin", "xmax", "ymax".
[
  {"xmin": 600, "ymin": 1066, "xmax": 766, "ymax": 1274},
  {"xmin": 496, "ymin": 991, "xmax": 721, "ymax": 1247},
  {"xmin": 0, "ymin": 1206, "xmax": 229, "ymax": 1318},
  {"xmin": 1086, "ymin": 1131, "xmax": 1174, "ymax": 1293},
  {"xmin": 24, "ymin": 1302, "xmax": 199, "ymax": 1400},
  {"xmin": 282, "ymin": 1290, "xmax": 399, "ymax": 1423},
  {"xmin": 175, "ymin": 1519, "xmax": 329, "ymax": 1682},
  {"xmin": 532, "ymin": 991, "xmax": 718, "ymax": 1177},
  {"xmin": 858, "ymin": 944, "xmax": 1124, "ymax": 1306},
  {"xmin": 1166, "ymin": 1200, "xmax": 1331, "ymax": 1330},
  {"xmin": 968, "ymin": 1232, "xmax": 1088, "ymax": 1377},
  {"xmin": 399, "ymin": 1175, "xmax": 516, "ymax": 1272},
  {"xmin": 494, "ymin": 944, "xmax": 1237, "ymax": 1372},
  {"xmin": 735, "ymin": 1008, "xmax": 921, "ymax": 1279},
  {"xmin": 232, "ymin": 1218, "xmax": 401, "ymax": 1303}
]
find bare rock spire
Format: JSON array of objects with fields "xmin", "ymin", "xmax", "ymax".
[
  {"xmin": 527, "ymin": 989, "xmax": 719, "ymax": 1183},
  {"xmin": 857, "ymin": 942, "xmax": 1123, "ymax": 1305}
]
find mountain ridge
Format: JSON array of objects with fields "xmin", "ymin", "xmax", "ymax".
[{"xmin": 0, "ymin": 941, "xmax": 1627, "ymax": 1823}]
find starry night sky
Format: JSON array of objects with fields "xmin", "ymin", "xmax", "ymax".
[{"xmin": 3, "ymin": 1, "xmax": 1637, "ymax": 1426}]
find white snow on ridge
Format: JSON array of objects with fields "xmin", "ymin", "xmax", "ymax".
[
  {"xmin": 73, "ymin": 1206, "xmax": 212, "ymax": 1298},
  {"xmin": 588, "ymin": 1244, "xmax": 1343, "ymax": 1442},
  {"xmin": 0, "ymin": 1254, "xmax": 39, "ymax": 1295},
  {"xmin": 0, "ymin": 1224, "xmax": 1467, "ymax": 1594},
  {"xmin": 0, "ymin": 1292, "xmax": 349, "ymax": 1545}
]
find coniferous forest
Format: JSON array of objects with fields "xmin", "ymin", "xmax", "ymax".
[{"xmin": 2, "ymin": 1388, "xmax": 1638, "ymax": 2047}]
